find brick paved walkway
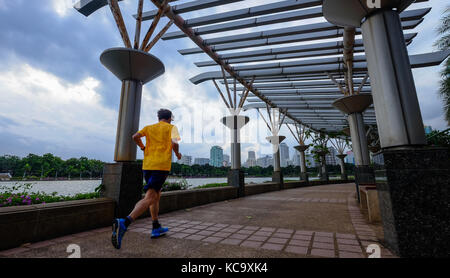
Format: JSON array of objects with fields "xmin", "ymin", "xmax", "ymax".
[{"xmin": 0, "ymin": 183, "xmax": 397, "ymax": 258}]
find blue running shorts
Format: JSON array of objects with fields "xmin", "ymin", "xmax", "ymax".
[{"xmin": 143, "ymin": 170, "xmax": 169, "ymax": 192}]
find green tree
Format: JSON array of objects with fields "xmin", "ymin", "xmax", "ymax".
[
  {"xmin": 435, "ymin": 5, "xmax": 450, "ymax": 125},
  {"xmin": 23, "ymin": 163, "xmax": 31, "ymax": 179}
]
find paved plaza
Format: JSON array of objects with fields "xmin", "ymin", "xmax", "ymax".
[{"xmin": 0, "ymin": 183, "xmax": 396, "ymax": 258}]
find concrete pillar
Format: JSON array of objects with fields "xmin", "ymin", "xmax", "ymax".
[
  {"xmin": 222, "ymin": 115, "xmax": 249, "ymax": 197},
  {"xmin": 294, "ymin": 145, "xmax": 309, "ymax": 183},
  {"xmin": 267, "ymin": 135, "xmax": 286, "ymax": 190},
  {"xmin": 100, "ymin": 48, "xmax": 165, "ymax": 217}
]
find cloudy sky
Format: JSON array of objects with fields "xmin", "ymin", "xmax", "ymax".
[{"xmin": 0, "ymin": 0, "xmax": 448, "ymax": 163}]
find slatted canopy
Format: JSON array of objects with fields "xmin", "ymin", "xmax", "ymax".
[{"xmin": 140, "ymin": 0, "xmax": 448, "ymax": 134}]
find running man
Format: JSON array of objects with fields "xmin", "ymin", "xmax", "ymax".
[{"xmin": 112, "ymin": 109, "xmax": 182, "ymax": 249}]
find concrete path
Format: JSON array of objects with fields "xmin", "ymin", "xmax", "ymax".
[{"xmin": 0, "ymin": 183, "xmax": 397, "ymax": 258}]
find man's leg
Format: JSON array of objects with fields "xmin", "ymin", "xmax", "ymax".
[
  {"xmin": 149, "ymin": 191, "xmax": 162, "ymax": 221},
  {"xmin": 129, "ymin": 189, "xmax": 158, "ymax": 221},
  {"xmin": 150, "ymin": 191, "xmax": 168, "ymax": 238}
]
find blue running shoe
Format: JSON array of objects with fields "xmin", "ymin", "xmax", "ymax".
[
  {"xmin": 151, "ymin": 226, "xmax": 169, "ymax": 238},
  {"xmin": 112, "ymin": 218, "xmax": 127, "ymax": 249}
]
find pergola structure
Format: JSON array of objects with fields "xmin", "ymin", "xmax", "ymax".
[
  {"xmin": 74, "ymin": 0, "xmax": 449, "ymax": 257},
  {"xmin": 140, "ymin": 0, "xmax": 443, "ymax": 132},
  {"xmin": 140, "ymin": 0, "xmax": 449, "ymax": 258}
]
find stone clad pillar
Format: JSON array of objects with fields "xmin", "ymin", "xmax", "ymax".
[
  {"xmin": 362, "ymin": 10, "xmax": 448, "ymax": 257},
  {"xmin": 222, "ymin": 115, "xmax": 249, "ymax": 197}
]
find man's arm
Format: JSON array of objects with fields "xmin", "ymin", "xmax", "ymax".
[
  {"xmin": 172, "ymin": 140, "xmax": 182, "ymax": 160},
  {"xmin": 171, "ymin": 125, "xmax": 182, "ymax": 160},
  {"xmin": 132, "ymin": 132, "xmax": 146, "ymax": 151}
]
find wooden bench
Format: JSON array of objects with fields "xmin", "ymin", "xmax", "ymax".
[{"xmin": 359, "ymin": 185, "xmax": 381, "ymax": 223}]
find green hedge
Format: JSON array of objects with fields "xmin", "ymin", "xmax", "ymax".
[{"xmin": 0, "ymin": 183, "xmax": 100, "ymax": 207}]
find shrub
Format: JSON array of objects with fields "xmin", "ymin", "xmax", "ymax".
[
  {"xmin": 161, "ymin": 179, "xmax": 189, "ymax": 192},
  {"xmin": 0, "ymin": 183, "xmax": 99, "ymax": 207},
  {"xmin": 426, "ymin": 128, "xmax": 450, "ymax": 148},
  {"xmin": 195, "ymin": 183, "xmax": 228, "ymax": 189}
]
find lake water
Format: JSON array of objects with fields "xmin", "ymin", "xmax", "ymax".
[{"xmin": 0, "ymin": 177, "xmax": 307, "ymax": 196}]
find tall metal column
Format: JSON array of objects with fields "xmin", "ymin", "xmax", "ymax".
[
  {"xmin": 294, "ymin": 145, "xmax": 309, "ymax": 183},
  {"xmin": 100, "ymin": 48, "xmax": 165, "ymax": 217},
  {"xmin": 319, "ymin": 152, "xmax": 329, "ymax": 182},
  {"xmin": 333, "ymin": 94, "xmax": 375, "ymax": 201},
  {"xmin": 115, "ymin": 80, "xmax": 143, "ymax": 161},
  {"xmin": 362, "ymin": 10, "xmax": 426, "ymax": 148},
  {"xmin": 273, "ymin": 146, "xmax": 281, "ymax": 172},
  {"xmin": 323, "ymin": 0, "xmax": 450, "ymax": 257},
  {"xmin": 337, "ymin": 154, "xmax": 348, "ymax": 180},
  {"xmin": 347, "ymin": 113, "xmax": 370, "ymax": 166},
  {"xmin": 222, "ymin": 115, "xmax": 249, "ymax": 196},
  {"xmin": 267, "ymin": 135, "xmax": 286, "ymax": 189}
]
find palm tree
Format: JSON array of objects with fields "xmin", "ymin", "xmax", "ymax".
[{"xmin": 435, "ymin": 5, "xmax": 450, "ymax": 125}]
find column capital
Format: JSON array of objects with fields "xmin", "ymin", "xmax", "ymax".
[{"xmin": 323, "ymin": 0, "xmax": 415, "ymax": 27}]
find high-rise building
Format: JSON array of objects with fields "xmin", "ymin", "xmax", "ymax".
[
  {"xmin": 179, "ymin": 155, "xmax": 192, "ymax": 166},
  {"xmin": 194, "ymin": 158, "xmax": 210, "ymax": 166},
  {"xmin": 257, "ymin": 155, "xmax": 273, "ymax": 168},
  {"xmin": 248, "ymin": 151, "xmax": 256, "ymax": 160},
  {"xmin": 345, "ymin": 151, "xmax": 355, "ymax": 165},
  {"xmin": 424, "ymin": 125, "xmax": 433, "ymax": 135},
  {"xmin": 292, "ymin": 150, "xmax": 301, "ymax": 166},
  {"xmin": 210, "ymin": 146, "xmax": 223, "ymax": 167},
  {"xmin": 280, "ymin": 143, "xmax": 289, "ymax": 167},
  {"xmin": 305, "ymin": 151, "xmax": 317, "ymax": 168},
  {"xmin": 246, "ymin": 151, "xmax": 257, "ymax": 167},
  {"xmin": 222, "ymin": 154, "xmax": 230, "ymax": 167}
]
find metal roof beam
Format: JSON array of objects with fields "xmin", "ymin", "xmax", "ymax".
[
  {"xmin": 139, "ymin": 0, "xmax": 245, "ymax": 21},
  {"xmin": 231, "ymin": 78, "xmax": 370, "ymax": 88},
  {"xmin": 191, "ymin": 34, "xmax": 414, "ymax": 62},
  {"xmin": 181, "ymin": 18, "xmax": 421, "ymax": 53},
  {"xmin": 153, "ymin": 0, "xmax": 323, "ymax": 27},
  {"xmin": 177, "ymin": 10, "xmax": 427, "ymax": 54},
  {"xmin": 245, "ymin": 88, "xmax": 371, "ymax": 96},
  {"xmin": 224, "ymin": 73, "xmax": 368, "ymax": 83},
  {"xmin": 190, "ymin": 50, "xmax": 449, "ymax": 84},
  {"xmin": 148, "ymin": 0, "xmax": 320, "ymax": 132}
]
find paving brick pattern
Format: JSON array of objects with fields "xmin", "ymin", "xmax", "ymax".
[
  {"xmin": 124, "ymin": 216, "xmax": 375, "ymax": 258},
  {"xmin": 0, "ymin": 185, "xmax": 398, "ymax": 258},
  {"xmin": 346, "ymin": 193, "xmax": 397, "ymax": 258},
  {"xmin": 248, "ymin": 196, "xmax": 347, "ymax": 204}
]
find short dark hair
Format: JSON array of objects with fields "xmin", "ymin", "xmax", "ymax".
[{"xmin": 158, "ymin": 109, "xmax": 172, "ymax": 120}]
